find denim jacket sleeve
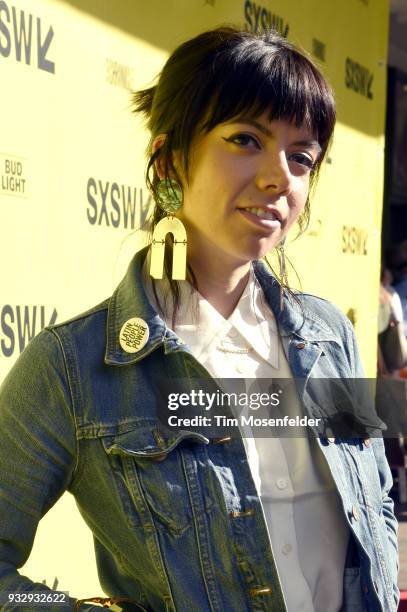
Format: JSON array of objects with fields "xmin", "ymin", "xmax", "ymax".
[
  {"xmin": 346, "ymin": 316, "xmax": 400, "ymax": 609},
  {"xmin": 0, "ymin": 329, "xmax": 99, "ymax": 612}
]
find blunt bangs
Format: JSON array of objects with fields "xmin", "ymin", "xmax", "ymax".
[{"xmin": 201, "ymin": 38, "xmax": 335, "ymax": 160}]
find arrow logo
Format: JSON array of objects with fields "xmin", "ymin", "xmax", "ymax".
[{"xmin": 37, "ymin": 17, "xmax": 54, "ymax": 74}]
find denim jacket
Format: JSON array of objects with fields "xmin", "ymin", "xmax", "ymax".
[{"xmin": 0, "ymin": 248, "xmax": 399, "ymax": 612}]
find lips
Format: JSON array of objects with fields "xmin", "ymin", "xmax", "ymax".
[
  {"xmin": 237, "ymin": 206, "xmax": 284, "ymax": 224},
  {"xmin": 237, "ymin": 207, "xmax": 283, "ymax": 230}
]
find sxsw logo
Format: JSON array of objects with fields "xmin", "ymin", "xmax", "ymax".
[
  {"xmin": 345, "ymin": 57, "xmax": 373, "ymax": 100},
  {"xmin": 86, "ymin": 178, "xmax": 152, "ymax": 230},
  {"xmin": 1, "ymin": 305, "xmax": 58, "ymax": 357},
  {"xmin": 0, "ymin": 1, "xmax": 55, "ymax": 73}
]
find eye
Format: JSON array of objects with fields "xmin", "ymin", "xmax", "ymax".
[
  {"xmin": 223, "ymin": 133, "xmax": 261, "ymax": 149},
  {"xmin": 288, "ymin": 152, "xmax": 316, "ymax": 171}
]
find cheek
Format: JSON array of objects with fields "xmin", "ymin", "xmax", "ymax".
[
  {"xmin": 288, "ymin": 180, "xmax": 309, "ymax": 219},
  {"xmin": 184, "ymin": 160, "xmax": 226, "ymax": 204}
]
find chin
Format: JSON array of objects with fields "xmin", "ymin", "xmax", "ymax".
[{"xmin": 247, "ymin": 238, "xmax": 280, "ymax": 261}]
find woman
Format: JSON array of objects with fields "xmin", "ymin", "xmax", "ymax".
[{"xmin": 0, "ymin": 26, "xmax": 398, "ymax": 612}]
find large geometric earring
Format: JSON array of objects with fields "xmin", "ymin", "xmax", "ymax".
[
  {"xmin": 150, "ymin": 179, "xmax": 187, "ymax": 280},
  {"xmin": 276, "ymin": 237, "xmax": 288, "ymax": 311}
]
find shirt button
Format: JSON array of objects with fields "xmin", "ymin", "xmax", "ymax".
[
  {"xmin": 228, "ymin": 328, "xmax": 238, "ymax": 338},
  {"xmin": 282, "ymin": 543, "xmax": 292, "ymax": 555},
  {"xmin": 276, "ymin": 478, "xmax": 287, "ymax": 490},
  {"xmin": 236, "ymin": 363, "xmax": 246, "ymax": 374}
]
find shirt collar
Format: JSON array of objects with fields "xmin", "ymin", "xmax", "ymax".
[
  {"xmin": 142, "ymin": 259, "xmax": 279, "ymax": 367},
  {"xmin": 105, "ymin": 246, "xmax": 167, "ymax": 365},
  {"xmin": 227, "ymin": 267, "xmax": 279, "ymax": 366},
  {"xmin": 105, "ymin": 247, "xmax": 339, "ymax": 365}
]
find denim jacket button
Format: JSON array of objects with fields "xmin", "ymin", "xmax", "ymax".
[
  {"xmin": 248, "ymin": 586, "xmax": 272, "ymax": 597},
  {"xmin": 296, "ymin": 342, "xmax": 306, "ymax": 349},
  {"xmin": 212, "ymin": 436, "xmax": 232, "ymax": 444},
  {"xmin": 351, "ymin": 504, "xmax": 360, "ymax": 521},
  {"xmin": 229, "ymin": 509, "xmax": 255, "ymax": 518},
  {"xmin": 363, "ymin": 438, "xmax": 371, "ymax": 447},
  {"xmin": 328, "ymin": 437, "xmax": 336, "ymax": 444}
]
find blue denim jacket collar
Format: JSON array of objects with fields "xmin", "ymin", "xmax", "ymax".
[
  {"xmin": 105, "ymin": 247, "xmax": 340, "ymax": 366},
  {"xmin": 251, "ymin": 259, "xmax": 340, "ymax": 342}
]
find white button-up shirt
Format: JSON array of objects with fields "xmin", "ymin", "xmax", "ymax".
[{"xmin": 142, "ymin": 259, "xmax": 349, "ymax": 612}]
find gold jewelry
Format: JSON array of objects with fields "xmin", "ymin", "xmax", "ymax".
[
  {"xmin": 276, "ymin": 237, "xmax": 288, "ymax": 311},
  {"xmin": 150, "ymin": 215, "xmax": 187, "ymax": 279},
  {"xmin": 150, "ymin": 179, "xmax": 187, "ymax": 280}
]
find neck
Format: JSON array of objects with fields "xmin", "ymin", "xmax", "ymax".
[{"xmin": 187, "ymin": 249, "xmax": 251, "ymax": 320}]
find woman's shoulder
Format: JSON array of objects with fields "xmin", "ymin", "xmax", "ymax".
[
  {"xmin": 8, "ymin": 298, "xmax": 112, "ymax": 378},
  {"xmin": 42, "ymin": 297, "xmax": 110, "ymax": 347},
  {"xmin": 297, "ymin": 291, "xmax": 355, "ymax": 339},
  {"xmin": 45, "ymin": 299, "xmax": 113, "ymax": 370},
  {"xmin": 254, "ymin": 259, "xmax": 353, "ymax": 339},
  {"xmin": 299, "ymin": 290, "xmax": 350, "ymax": 320},
  {"xmin": 51, "ymin": 297, "xmax": 110, "ymax": 331}
]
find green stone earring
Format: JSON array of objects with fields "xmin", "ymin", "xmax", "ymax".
[{"xmin": 156, "ymin": 178, "xmax": 183, "ymax": 213}]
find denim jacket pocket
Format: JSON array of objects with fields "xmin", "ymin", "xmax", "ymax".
[
  {"xmin": 102, "ymin": 423, "xmax": 211, "ymax": 536},
  {"xmin": 341, "ymin": 567, "xmax": 365, "ymax": 611}
]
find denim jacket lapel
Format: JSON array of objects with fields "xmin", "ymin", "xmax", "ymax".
[{"xmin": 105, "ymin": 247, "xmax": 167, "ymax": 365}]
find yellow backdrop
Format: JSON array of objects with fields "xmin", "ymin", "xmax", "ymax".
[{"xmin": 0, "ymin": 0, "xmax": 388, "ymax": 599}]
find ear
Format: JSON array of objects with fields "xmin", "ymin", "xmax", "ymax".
[{"xmin": 151, "ymin": 134, "xmax": 168, "ymax": 180}]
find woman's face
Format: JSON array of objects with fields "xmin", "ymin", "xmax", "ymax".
[{"xmin": 175, "ymin": 112, "xmax": 321, "ymax": 267}]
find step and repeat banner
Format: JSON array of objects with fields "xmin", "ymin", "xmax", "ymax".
[{"xmin": 0, "ymin": 0, "xmax": 388, "ymax": 600}]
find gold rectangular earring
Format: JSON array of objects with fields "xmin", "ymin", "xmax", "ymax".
[{"xmin": 150, "ymin": 215, "xmax": 187, "ymax": 280}]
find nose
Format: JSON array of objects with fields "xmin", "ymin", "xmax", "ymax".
[{"xmin": 255, "ymin": 150, "xmax": 293, "ymax": 196}]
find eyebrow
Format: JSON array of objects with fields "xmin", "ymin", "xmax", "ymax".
[{"xmin": 231, "ymin": 118, "xmax": 322, "ymax": 155}]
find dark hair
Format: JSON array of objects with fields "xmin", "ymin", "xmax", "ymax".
[{"xmin": 132, "ymin": 25, "xmax": 336, "ymax": 322}]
